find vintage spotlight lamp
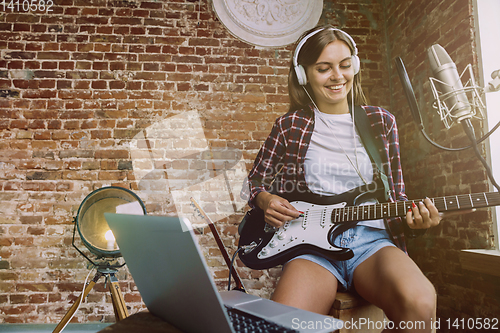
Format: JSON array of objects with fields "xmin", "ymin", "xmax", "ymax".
[
  {"xmin": 54, "ymin": 186, "xmax": 146, "ymax": 333},
  {"xmin": 72, "ymin": 186, "xmax": 146, "ymax": 266}
]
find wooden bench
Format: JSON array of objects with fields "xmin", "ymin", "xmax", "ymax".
[
  {"xmin": 329, "ymin": 292, "xmax": 385, "ymax": 333},
  {"xmin": 330, "ymin": 292, "xmax": 436, "ymax": 333}
]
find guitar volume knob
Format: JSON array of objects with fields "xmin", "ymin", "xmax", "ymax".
[
  {"xmin": 269, "ymin": 240, "xmax": 278, "ymax": 248},
  {"xmin": 277, "ymin": 232, "xmax": 286, "ymax": 240}
]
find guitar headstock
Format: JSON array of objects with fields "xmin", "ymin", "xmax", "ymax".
[{"xmin": 190, "ymin": 197, "xmax": 214, "ymax": 225}]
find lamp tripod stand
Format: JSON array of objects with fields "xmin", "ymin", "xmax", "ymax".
[
  {"xmin": 52, "ymin": 266, "xmax": 128, "ymax": 333},
  {"xmin": 52, "ymin": 186, "xmax": 146, "ymax": 332}
]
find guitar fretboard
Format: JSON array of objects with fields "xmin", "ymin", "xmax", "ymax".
[{"xmin": 331, "ymin": 192, "xmax": 500, "ymax": 223}]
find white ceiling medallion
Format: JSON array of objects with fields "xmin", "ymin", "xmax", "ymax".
[{"xmin": 212, "ymin": 0, "xmax": 324, "ymax": 48}]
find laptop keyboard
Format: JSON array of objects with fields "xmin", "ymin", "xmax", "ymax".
[{"xmin": 226, "ymin": 307, "xmax": 299, "ymax": 333}]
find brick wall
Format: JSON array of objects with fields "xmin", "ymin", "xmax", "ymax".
[
  {"xmin": 1, "ymin": 0, "xmax": 497, "ymax": 327},
  {"xmin": 0, "ymin": 0, "xmax": 389, "ymax": 324},
  {"xmin": 385, "ymin": 0, "xmax": 500, "ymax": 327}
]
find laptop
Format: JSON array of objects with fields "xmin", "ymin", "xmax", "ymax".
[{"xmin": 104, "ymin": 213, "xmax": 343, "ymax": 333}]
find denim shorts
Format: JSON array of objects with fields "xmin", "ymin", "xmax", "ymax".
[{"xmin": 288, "ymin": 225, "xmax": 395, "ymax": 291}]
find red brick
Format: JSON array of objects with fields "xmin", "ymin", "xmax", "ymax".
[
  {"xmin": 109, "ymin": 81, "xmax": 126, "ymax": 89},
  {"xmin": 64, "ymin": 101, "xmax": 83, "ymax": 109},
  {"xmin": 91, "ymin": 80, "xmax": 107, "ymax": 89},
  {"xmin": 19, "ymin": 216, "xmax": 42, "ymax": 224},
  {"xmin": 189, "ymin": 38, "xmax": 220, "ymax": 47},
  {"xmin": 58, "ymin": 90, "xmax": 92, "ymax": 99},
  {"xmin": 1, "ymin": 305, "xmax": 36, "ymax": 315},
  {"xmin": 95, "ymin": 150, "xmax": 129, "ymax": 159},
  {"xmin": 37, "ymin": 52, "xmax": 70, "ymax": 60},
  {"xmin": 76, "ymin": 17, "xmax": 109, "ymax": 25},
  {"xmin": 134, "ymin": 72, "xmax": 165, "ymax": 80}
]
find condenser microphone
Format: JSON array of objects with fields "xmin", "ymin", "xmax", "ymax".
[
  {"xmin": 395, "ymin": 52, "xmax": 496, "ymax": 158},
  {"xmin": 427, "ymin": 44, "xmax": 473, "ymax": 123}
]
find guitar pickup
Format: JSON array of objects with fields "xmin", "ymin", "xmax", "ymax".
[
  {"xmin": 301, "ymin": 211, "xmax": 308, "ymax": 229},
  {"xmin": 320, "ymin": 209, "xmax": 328, "ymax": 227}
]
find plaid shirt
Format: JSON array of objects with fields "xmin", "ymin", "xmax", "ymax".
[{"xmin": 242, "ymin": 104, "xmax": 411, "ymax": 251}]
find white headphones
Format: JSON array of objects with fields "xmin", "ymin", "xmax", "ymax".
[{"xmin": 293, "ymin": 27, "xmax": 360, "ymax": 86}]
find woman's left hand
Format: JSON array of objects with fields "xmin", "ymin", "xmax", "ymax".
[
  {"xmin": 406, "ymin": 198, "xmax": 441, "ymax": 229},
  {"xmin": 406, "ymin": 197, "xmax": 476, "ymax": 229}
]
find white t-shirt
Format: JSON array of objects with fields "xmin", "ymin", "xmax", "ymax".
[{"xmin": 304, "ymin": 109, "xmax": 385, "ymax": 229}]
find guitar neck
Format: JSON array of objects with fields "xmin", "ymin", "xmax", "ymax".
[
  {"xmin": 332, "ymin": 192, "xmax": 500, "ymax": 223},
  {"xmin": 190, "ymin": 198, "xmax": 246, "ymax": 292}
]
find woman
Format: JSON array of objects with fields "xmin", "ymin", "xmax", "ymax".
[{"xmin": 242, "ymin": 25, "xmax": 441, "ymax": 332}]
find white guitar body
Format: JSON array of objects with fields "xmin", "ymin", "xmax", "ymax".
[{"xmin": 257, "ymin": 201, "xmax": 347, "ymax": 260}]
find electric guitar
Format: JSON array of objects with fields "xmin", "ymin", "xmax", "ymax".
[{"xmin": 237, "ymin": 184, "xmax": 500, "ymax": 270}]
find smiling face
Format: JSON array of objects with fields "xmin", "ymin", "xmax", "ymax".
[{"xmin": 305, "ymin": 39, "xmax": 355, "ymax": 114}]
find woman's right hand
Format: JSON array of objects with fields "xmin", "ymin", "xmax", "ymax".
[{"xmin": 255, "ymin": 192, "xmax": 302, "ymax": 228}]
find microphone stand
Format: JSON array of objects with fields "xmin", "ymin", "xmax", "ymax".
[{"xmin": 461, "ymin": 119, "xmax": 500, "ymax": 192}]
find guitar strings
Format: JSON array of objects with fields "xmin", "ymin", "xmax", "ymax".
[
  {"xmin": 297, "ymin": 192, "xmax": 499, "ymax": 223},
  {"xmin": 287, "ymin": 193, "xmax": 499, "ymax": 228}
]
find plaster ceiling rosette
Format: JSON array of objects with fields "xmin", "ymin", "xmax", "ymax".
[{"xmin": 212, "ymin": 0, "xmax": 324, "ymax": 48}]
